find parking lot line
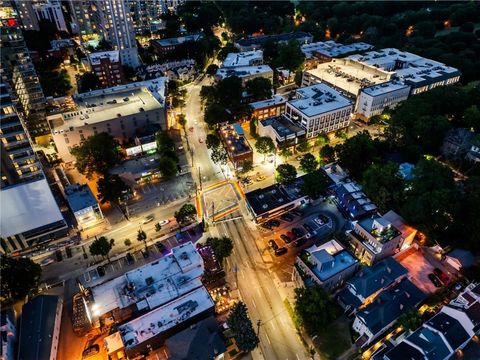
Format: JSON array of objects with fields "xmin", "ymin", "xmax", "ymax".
[{"xmin": 264, "ymin": 332, "xmax": 271, "ymax": 345}]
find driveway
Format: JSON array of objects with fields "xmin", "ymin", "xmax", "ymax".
[{"xmin": 398, "ymin": 249, "xmax": 438, "ymax": 294}]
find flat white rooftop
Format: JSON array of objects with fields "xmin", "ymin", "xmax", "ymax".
[
  {"xmin": 302, "ymin": 41, "xmax": 373, "ymax": 59},
  {"xmin": 306, "ymin": 58, "xmax": 392, "ymax": 96},
  {"xmin": 88, "ymin": 50, "xmax": 120, "ymax": 65},
  {"xmin": 48, "ymin": 77, "xmax": 167, "ymax": 131},
  {"xmin": 91, "ymin": 242, "xmax": 203, "ymax": 317},
  {"xmin": 289, "ymin": 83, "xmax": 353, "ymax": 118},
  {"xmin": 216, "ymin": 65, "xmax": 273, "ymax": 81},
  {"xmin": 0, "ymin": 178, "xmax": 65, "ymax": 238},
  {"xmin": 348, "ymin": 48, "xmax": 460, "ymax": 85},
  {"xmin": 361, "ymin": 81, "xmax": 410, "ymax": 96},
  {"xmin": 221, "ymin": 50, "xmax": 263, "ymax": 68},
  {"xmin": 117, "ymin": 286, "xmax": 214, "ymax": 349},
  {"xmin": 250, "ymin": 95, "xmax": 286, "ymax": 110}
]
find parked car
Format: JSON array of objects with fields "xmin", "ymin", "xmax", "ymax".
[
  {"xmin": 142, "ymin": 214, "xmax": 154, "ymax": 224},
  {"xmin": 286, "ymin": 231, "xmax": 297, "ymax": 240},
  {"xmin": 293, "ymin": 238, "xmax": 307, "ymax": 247},
  {"xmin": 454, "ymin": 283, "xmax": 463, "ymax": 291},
  {"xmin": 268, "ymin": 240, "xmax": 279, "ymax": 250},
  {"xmin": 40, "ymin": 258, "xmax": 54, "ymax": 267},
  {"xmin": 242, "ymin": 177, "xmax": 253, "ymax": 185},
  {"xmin": 255, "ymin": 175, "xmax": 266, "ymax": 182},
  {"xmin": 125, "ymin": 252, "xmax": 135, "ymax": 265},
  {"xmin": 280, "ymin": 234, "xmax": 292, "ymax": 244},
  {"xmin": 274, "ymin": 247, "xmax": 288, "ymax": 256},
  {"xmin": 281, "ymin": 213, "xmax": 293, "ymax": 222},
  {"xmin": 261, "ymin": 222, "xmax": 273, "ymax": 230},
  {"xmin": 155, "ymin": 241, "xmax": 166, "ymax": 252},
  {"xmin": 303, "ymin": 223, "xmax": 313, "ymax": 233},
  {"xmin": 97, "ymin": 266, "xmax": 105, "ymax": 277},
  {"xmin": 292, "ymin": 228, "xmax": 303, "ymax": 238},
  {"xmin": 159, "ymin": 219, "xmax": 169, "ymax": 226},
  {"xmin": 433, "ymin": 268, "xmax": 450, "ymax": 284},
  {"xmin": 428, "ymin": 273, "xmax": 442, "ymax": 288},
  {"xmin": 269, "ymin": 219, "xmax": 280, "ymax": 227},
  {"xmin": 82, "ymin": 344, "xmax": 100, "ymax": 359}
]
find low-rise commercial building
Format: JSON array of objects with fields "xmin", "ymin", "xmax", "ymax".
[
  {"xmin": 250, "ymin": 95, "xmax": 287, "ymax": 121},
  {"xmin": 87, "ymin": 50, "xmax": 125, "ymax": 88},
  {"xmin": 235, "ymin": 32, "xmax": 313, "ymax": 52},
  {"xmin": 89, "ymin": 242, "xmax": 204, "ymax": 321},
  {"xmin": 48, "ymin": 77, "xmax": 167, "ymax": 162},
  {"xmin": 349, "ymin": 48, "xmax": 461, "ymax": 95},
  {"xmin": 355, "ymin": 81, "xmax": 411, "ymax": 121},
  {"xmin": 284, "ymin": 83, "xmax": 353, "ymax": 139},
  {"xmin": 215, "ymin": 65, "xmax": 273, "ymax": 85},
  {"xmin": 337, "ymin": 257, "xmax": 408, "ymax": 312},
  {"xmin": 347, "ymin": 214, "xmax": 404, "ymax": 265},
  {"xmin": 258, "ymin": 115, "xmax": 306, "ymax": 149},
  {"xmin": 293, "ymin": 239, "xmax": 359, "ymax": 292},
  {"xmin": 125, "ymin": 134, "xmax": 157, "ymax": 157},
  {"xmin": 352, "ymin": 278, "xmax": 425, "ymax": 347},
  {"xmin": 301, "ymin": 41, "xmax": 373, "ymax": 67},
  {"xmin": 18, "ymin": 295, "xmax": 63, "ymax": 360},
  {"xmin": 218, "ymin": 123, "xmax": 253, "ymax": 170},
  {"xmin": 65, "ymin": 184, "xmax": 103, "ymax": 230},
  {"xmin": 105, "ymin": 286, "xmax": 215, "ymax": 359},
  {"xmin": 221, "ymin": 50, "xmax": 263, "ymax": 68},
  {"xmin": 245, "ymin": 182, "xmax": 308, "ymax": 223},
  {"xmin": 152, "ymin": 33, "xmax": 204, "ymax": 58},
  {"xmin": 0, "ymin": 178, "xmax": 68, "ymax": 254}
]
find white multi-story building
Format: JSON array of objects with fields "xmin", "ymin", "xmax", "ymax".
[
  {"xmin": 215, "ymin": 65, "xmax": 273, "ymax": 85},
  {"xmin": 32, "ymin": 0, "xmax": 67, "ymax": 32},
  {"xmin": 355, "ymin": 81, "xmax": 411, "ymax": 120},
  {"xmin": 284, "ymin": 83, "xmax": 353, "ymax": 138},
  {"xmin": 221, "ymin": 50, "xmax": 263, "ymax": 68},
  {"xmin": 48, "ymin": 77, "xmax": 167, "ymax": 162}
]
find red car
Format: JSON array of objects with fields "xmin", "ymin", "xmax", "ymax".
[{"xmin": 434, "ymin": 268, "xmax": 450, "ymax": 284}]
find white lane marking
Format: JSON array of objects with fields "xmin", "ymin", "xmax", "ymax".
[
  {"xmin": 256, "ymin": 287, "xmax": 262, "ymax": 296},
  {"xmin": 252, "ymin": 298, "xmax": 257, "ymax": 309},
  {"xmin": 240, "ymin": 270, "xmax": 245, "ymax": 279},
  {"xmin": 238, "ymin": 290, "xmax": 243, "ymax": 301},
  {"xmin": 265, "ymin": 332, "xmax": 271, "ymax": 345},
  {"xmin": 270, "ymin": 322, "xmax": 276, "ymax": 330},
  {"xmin": 266, "ymin": 286, "xmax": 272, "ymax": 295},
  {"xmin": 296, "ymin": 353, "xmax": 300, "ymax": 360}
]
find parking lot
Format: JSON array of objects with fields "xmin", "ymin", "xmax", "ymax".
[{"xmin": 397, "ymin": 249, "xmax": 442, "ymax": 294}]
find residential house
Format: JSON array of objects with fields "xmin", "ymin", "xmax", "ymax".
[{"xmin": 334, "ymin": 182, "xmax": 377, "ymax": 220}]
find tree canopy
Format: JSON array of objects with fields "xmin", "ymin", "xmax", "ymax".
[
  {"xmin": 227, "ymin": 301, "xmax": 259, "ymax": 352},
  {"xmin": 89, "ymin": 236, "xmax": 115, "ymax": 262},
  {"xmin": 397, "ymin": 310, "xmax": 423, "ymax": 332},
  {"xmin": 276, "ymin": 164, "xmax": 297, "ymax": 185},
  {"xmin": 319, "ymin": 144, "xmax": 335, "ymax": 164},
  {"xmin": 245, "ymin": 77, "xmax": 272, "ymax": 101},
  {"xmin": 300, "ymin": 170, "xmax": 330, "ymax": 199},
  {"xmin": 158, "ymin": 157, "xmax": 178, "ymax": 179},
  {"xmin": 1, "ymin": 255, "xmax": 42, "ymax": 303},
  {"xmin": 255, "ymin": 136, "xmax": 275, "ymax": 161},
  {"xmin": 175, "ymin": 203, "xmax": 197, "ymax": 225},
  {"xmin": 300, "ymin": 153, "xmax": 318, "ymax": 173},
  {"xmin": 294, "ymin": 285, "xmax": 340, "ymax": 336},
  {"xmin": 206, "ymin": 236, "xmax": 234, "ymax": 264},
  {"xmin": 97, "ymin": 175, "xmax": 130, "ymax": 204},
  {"xmin": 78, "ymin": 72, "xmax": 102, "ymax": 93},
  {"xmin": 71, "ymin": 133, "xmax": 123, "ymax": 178}
]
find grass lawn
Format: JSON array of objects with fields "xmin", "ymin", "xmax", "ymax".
[{"xmin": 313, "ymin": 319, "xmax": 352, "ymax": 360}]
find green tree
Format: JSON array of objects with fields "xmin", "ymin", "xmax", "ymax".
[
  {"xmin": 210, "ymin": 147, "xmax": 228, "ymax": 165},
  {"xmin": 319, "ymin": 144, "xmax": 335, "ymax": 164},
  {"xmin": 78, "ymin": 72, "xmax": 101, "ymax": 93},
  {"xmin": 175, "ymin": 203, "xmax": 197, "ymax": 225},
  {"xmin": 40, "ymin": 69, "xmax": 72, "ymax": 97},
  {"xmin": 0, "ymin": 256, "xmax": 42, "ymax": 302},
  {"xmin": 177, "ymin": 114, "xmax": 187, "ymax": 128},
  {"xmin": 240, "ymin": 160, "xmax": 253, "ymax": 173},
  {"xmin": 296, "ymin": 141, "xmax": 310, "ymax": 153},
  {"xmin": 398, "ymin": 310, "xmax": 423, "ymax": 332},
  {"xmin": 137, "ymin": 229, "xmax": 148, "ymax": 252},
  {"xmin": 206, "ymin": 133, "xmax": 221, "ymax": 150},
  {"xmin": 158, "ymin": 156, "xmax": 178, "ymax": 178},
  {"xmin": 279, "ymin": 148, "xmax": 293, "ymax": 159},
  {"xmin": 227, "ymin": 301, "xmax": 259, "ymax": 352},
  {"xmin": 335, "ymin": 128, "xmax": 348, "ymax": 140},
  {"xmin": 71, "ymin": 133, "xmax": 123, "ymax": 178},
  {"xmin": 300, "ymin": 170, "xmax": 330, "ymax": 198},
  {"xmin": 206, "ymin": 236, "xmax": 234, "ymax": 265},
  {"xmin": 124, "ymin": 239, "xmax": 132, "ymax": 247},
  {"xmin": 156, "ymin": 131, "xmax": 175, "ymax": 154},
  {"xmin": 89, "ymin": 236, "xmax": 115, "ymax": 262},
  {"xmin": 276, "ymin": 164, "xmax": 297, "ymax": 185},
  {"xmin": 459, "ymin": 176, "xmax": 480, "ymax": 252},
  {"xmin": 294, "ymin": 285, "xmax": 340, "ymax": 336},
  {"xmin": 275, "ymin": 40, "xmax": 305, "ymax": 71},
  {"xmin": 255, "ymin": 136, "xmax": 275, "ymax": 161},
  {"xmin": 362, "ymin": 162, "xmax": 405, "ymax": 212},
  {"xmin": 300, "ymin": 153, "xmax": 318, "ymax": 173},
  {"xmin": 155, "ymin": 223, "xmax": 162, "ymax": 232},
  {"xmin": 206, "ymin": 64, "xmax": 219, "ymax": 75},
  {"xmin": 335, "ymin": 131, "xmax": 378, "ymax": 180},
  {"xmin": 462, "ymin": 105, "xmax": 480, "ymax": 132},
  {"xmin": 316, "ymin": 134, "xmax": 329, "ymax": 148},
  {"xmin": 97, "ymin": 175, "xmax": 130, "ymax": 204},
  {"xmin": 245, "ymin": 77, "xmax": 272, "ymax": 101},
  {"xmin": 249, "ymin": 119, "xmax": 258, "ymax": 138}
]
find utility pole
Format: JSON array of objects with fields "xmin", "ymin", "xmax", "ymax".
[
  {"xmin": 211, "ymin": 201, "xmax": 215, "ymax": 224},
  {"xmin": 256, "ymin": 319, "xmax": 262, "ymax": 340}
]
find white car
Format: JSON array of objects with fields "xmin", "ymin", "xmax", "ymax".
[
  {"xmin": 40, "ymin": 258, "xmax": 54, "ymax": 267},
  {"xmin": 159, "ymin": 219, "xmax": 170, "ymax": 226},
  {"xmin": 142, "ymin": 215, "xmax": 154, "ymax": 224}
]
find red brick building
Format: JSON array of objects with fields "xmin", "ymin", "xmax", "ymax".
[{"xmin": 88, "ymin": 50, "xmax": 125, "ymax": 88}]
